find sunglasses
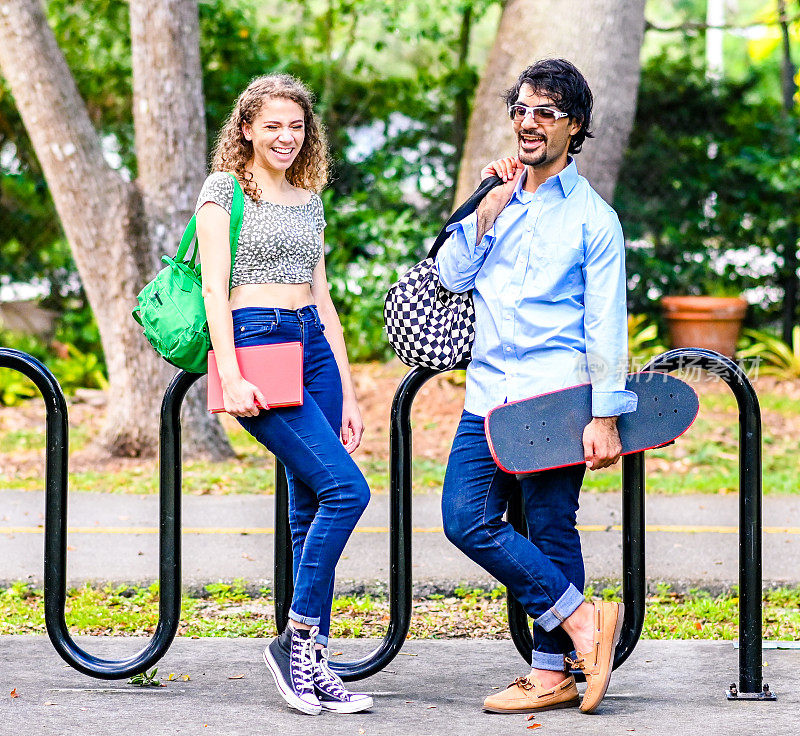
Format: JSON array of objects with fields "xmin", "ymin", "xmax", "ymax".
[{"xmin": 508, "ymin": 104, "xmax": 569, "ymax": 124}]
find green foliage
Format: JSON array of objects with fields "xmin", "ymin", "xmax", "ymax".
[
  {"xmin": 0, "ymin": 330, "xmax": 47, "ymax": 405},
  {"xmin": 616, "ymin": 52, "xmax": 800, "ymax": 327},
  {"xmin": 738, "ymin": 326, "xmax": 800, "ymax": 379},
  {"xmin": 50, "ymin": 342, "xmax": 109, "ymax": 394},
  {"xmin": 627, "ymin": 314, "xmax": 667, "ymax": 365},
  {"xmin": 204, "ymin": 580, "xmax": 250, "ymax": 602},
  {"xmin": 5, "ymin": 580, "xmax": 798, "ymax": 641},
  {"xmin": 0, "ymin": 323, "xmax": 107, "ymax": 402},
  {"xmin": 128, "ymin": 668, "xmax": 161, "ymax": 687},
  {"xmin": 1, "ymin": 0, "xmax": 496, "ymax": 361}
]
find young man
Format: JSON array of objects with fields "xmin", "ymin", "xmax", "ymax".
[{"xmin": 436, "ymin": 58, "xmax": 637, "ymax": 715}]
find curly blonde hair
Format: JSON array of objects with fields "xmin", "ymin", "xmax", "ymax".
[{"xmin": 211, "ymin": 74, "xmax": 330, "ymax": 200}]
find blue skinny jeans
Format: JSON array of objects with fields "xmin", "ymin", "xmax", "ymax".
[
  {"xmin": 232, "ymin": 306, "xmax": 369, "ymax": 646},
  {"xmin": 442, "ymin": 410, "xmax": 586, "ymax": 671}
]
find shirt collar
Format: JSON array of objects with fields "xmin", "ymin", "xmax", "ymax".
[{"xmin": 512, "ymin": 156, "xmax": 579, "ymax": 201}]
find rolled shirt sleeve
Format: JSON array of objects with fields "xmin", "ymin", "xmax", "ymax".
[
  {"xmin": 435, "ymin": 212, "xmax": 495, "ymax": 293},
  {"xmin": 582, "ymin": 210, "xmax": 638, "ymax": 417}
]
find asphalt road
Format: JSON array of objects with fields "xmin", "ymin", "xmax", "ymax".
[{"xmin": 2, "ymin": 489, "xmax": 800, "ymax": 593}]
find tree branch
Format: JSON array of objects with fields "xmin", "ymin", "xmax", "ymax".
[{"xmin": 646, "ymin": 12, "xmax": 800, "ymax": 34}]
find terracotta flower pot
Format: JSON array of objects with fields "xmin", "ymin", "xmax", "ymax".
[{"xmin": 661, "ymin": 295, "xmax": 748, "ymax": 357}]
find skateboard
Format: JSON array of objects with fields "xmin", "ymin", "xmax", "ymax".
[{"xmin": 485, "ymin": 372, "xmax": 699, "ymax": 474}]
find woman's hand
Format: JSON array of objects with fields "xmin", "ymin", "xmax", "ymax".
[
  {"xmin": 340, "ymin": 396, "xmax": 364, "ymax": 454},
  {"xmin": 480, "ymin": 156, "xmax": 523, "ymax": 183},
  {"xmin": 222, "ymin": 377, "xmax": 268, "ymax": 417}
]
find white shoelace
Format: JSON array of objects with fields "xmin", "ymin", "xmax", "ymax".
[
  {"xmin": 315, "ymin": 650, "xmax": 348, "ymax": 699},
  {"xmin": 290, "ymin": 630, "xmax": 317, "ymax": 694}
]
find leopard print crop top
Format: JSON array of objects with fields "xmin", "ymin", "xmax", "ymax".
[{"xmin": 195, "ymin": 171, "xmax": 326, "ymax": 287}]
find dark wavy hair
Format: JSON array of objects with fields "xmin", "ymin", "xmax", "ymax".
[{"xmin": 503, "ymin": 59, "xmax": 594, "ymax": 155}]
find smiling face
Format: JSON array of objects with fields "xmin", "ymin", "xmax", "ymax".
[
  {"xmin": 242, "ymin": 96, "xmax": 306, "ymax": 173},
  {"xmin": 513, "ymin": 83, "xmax": 581, "ymax": 169}
]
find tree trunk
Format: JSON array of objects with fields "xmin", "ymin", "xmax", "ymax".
[
  {"xmin": 450, "ymin": 1, "xmax": 474, "ymax": 208},
  {"xmin": 455, "ymin": 0, "xmax": 647, "ymax": 204},
  {"xmin": 128, "ymin": 0, "xmax": 232, "ymax": 457},
  {"xmin": 0, "ymin": 0, "xmax": 233, "ymax": 459}
]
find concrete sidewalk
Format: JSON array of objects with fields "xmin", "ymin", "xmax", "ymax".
[
  {"xmin": 1, "ymin": 637, "xmax": 795, "ymax": 735},
  {"xmin": 2, "ymin": 489, "xmax": 800, "ymax": 592}
]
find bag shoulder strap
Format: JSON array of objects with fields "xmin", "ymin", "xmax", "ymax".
[
  {"xmin": 228, "ymin": 173, "xmax": 244, "ymax": 261},
  {"xmin": 176, "ymin": 172, "xmax": 244, "ymax": 271},
  {"xmin": 426, "ymin": 174, "xmax": 504, "ymax": 260}
]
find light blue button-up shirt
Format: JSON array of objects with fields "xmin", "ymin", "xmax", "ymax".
[{"xmin": 436, "ymin": 159, "xmax": 638, "ymax": 419}]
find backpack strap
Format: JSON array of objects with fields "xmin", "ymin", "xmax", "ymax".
[
  {"xmin": 176, "ymin": 173, "xmax": 245, "ymax": 286},
  {"xmin": 426, "ymin": 175, "xmax": 504, "ymax": 260}
]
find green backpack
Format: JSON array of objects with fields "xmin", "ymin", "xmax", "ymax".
[{"xmin": 132, "ymin": 173, "xmax": 244, "ymax": 374}]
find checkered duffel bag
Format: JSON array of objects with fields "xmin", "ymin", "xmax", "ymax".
[{"xmin": 384, "ymin": 175, "xmax": 502, "ymax": 370}]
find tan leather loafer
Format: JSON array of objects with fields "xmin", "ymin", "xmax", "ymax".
[
  {"xmin": 483, "ymin": 674, "xmax": 579, "ymax": 714},
  {"xmin": 567, "ymin": 600, "xmax": 624, "ymax": 714}
]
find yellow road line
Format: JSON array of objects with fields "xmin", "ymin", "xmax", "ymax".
[{"xmin": 1, "ymin": 525, "xmax": 800, "ymax": 535}]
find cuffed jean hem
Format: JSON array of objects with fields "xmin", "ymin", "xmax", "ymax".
[
  {"xmin": 531, "ymin": 650, "xmax": 567, "ymax": 672},
  {"xmin": 316, "ymin": 633, "xmax": 329, "ymax": 646},
  {"xmin": 289, "ymin": 609, "xmax": 321, "ymax": 627},
  {"xmin": 533, "ymin": 584, "xmax": 584, "ymax": 632}
]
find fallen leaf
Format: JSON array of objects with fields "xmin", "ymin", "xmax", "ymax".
[
  {"xmin": 694, "ymin": 622, "xmax": 702, "ymax": 631},
  {"xmin": 166, "ymin": 673, "xmax": 176, "ymax": 681},
  {"xmin": 358, "ymin": 730, "xmax": 365, "ymax": 735},
  {"xmin": 181, "ymin": 675, "xmax": 190, "ymax": 681},
  {"xmin": 331, "ymin": 651, "xmax": 343, "ymax": 656},
  {"xmin": 228, "ymin": 675, "xmax": 245, "ymax": 680},
  {"xmin": 44, "ymin": 702, "xmax": 57, "ymax": 706},
  {"xmin": 399, "ymin": 652, "xmax": 418, "ymax": 657},
  {"xmin": 427, "ymin": 705, "xmax": 437, "ymax": 709},
  {"xmin": 10, "ymin": 689, "xmax": 19, "ymax": 699},
  {"xmin": 67, "ymin": 545, "xmax": 76, "ymax": 551},
  {"xmin": 527, "ymin": 725, "xmax": 542, "ymax": 730}
]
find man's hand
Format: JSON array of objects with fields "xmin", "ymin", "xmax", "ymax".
[
  {"xmin": 582, "ymin": 416, "xmax": 622, "ymax": 470},
  {"xmin": 476, "ymin": 166, "xmax": 523, "ymax": 243},
  {"xmin": 480, "ymin": 156, "xmax": 523, "ymax": 182}
]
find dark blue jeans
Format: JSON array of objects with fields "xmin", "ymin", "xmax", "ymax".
[
  {"xmin": 442, "ymin": 410, "xmax": 586, "ymax": 671},
  {"xmin": 232, "ymin": 306, "xmax": 370, "ymax": 646}
]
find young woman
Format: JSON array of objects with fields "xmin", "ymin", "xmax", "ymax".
[{"xmin": 195, "ymin": 75, "xmax": 373, "ymax": 716}]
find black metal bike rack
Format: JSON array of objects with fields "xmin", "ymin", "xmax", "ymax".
[
  {"xmin": 272, "ymin": 363, "xmax": 427, "ymax": 681},
  {"xmin": 503, "ymin": 347, "xmax": 774, "ymax": 701},
  {"xmin": 2, "ymin": 343, "xmax": 774, "ymax": 696},
  {"xmin": 276, "ymin": 347, "xmax": 774, "ymax": 698},
  {"xmin": 0, "ymin": 347, "xmax": 198, "ymax": 679}
]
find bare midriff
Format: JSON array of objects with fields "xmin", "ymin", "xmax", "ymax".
[{"xmin": 229, "ymin": 282, "xmax": 314, "ymax": 311}]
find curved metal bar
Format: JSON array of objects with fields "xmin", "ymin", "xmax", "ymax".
[
  {"xmin": 642, "ymin": 348, "xmax": 764, "ymax": 695},
  {"xmin": 0, "ymin": 347, "xmax": 198, "ymax": 679},
  {"xmin": 273, "ymin": 459, "xmax": 294, "ymax": 633},
  {"xmin": 273, "ymin": 364, "xmax": 444, "ymax": 680},
  {"xmin": 506, "ymin": 448, "xmax": 648, "ymax": 677},
  {"xmin": 613, "ymin": 450, "xmax": 646, "ymax": 670},
  {"xmin": 509, "ymin": 348, "xmax": 763, "ymax": 695}
]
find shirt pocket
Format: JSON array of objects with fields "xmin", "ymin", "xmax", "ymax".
[{"xmin": 531, "ymin": 240, "xmax": 583, "ymax": 297}]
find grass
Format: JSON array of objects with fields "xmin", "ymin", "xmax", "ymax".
[
  {"xmin": 2, "ymin": 581, "xmax": 799, "ymax": 642},
  {"xmin": 1, "ymin": 381, "xmax": 798, "ymax": 495}
]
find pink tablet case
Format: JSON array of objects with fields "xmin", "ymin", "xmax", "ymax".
[{"xmin": 207, "ymin": 342, "xmax": 303, "ymax": 413}]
